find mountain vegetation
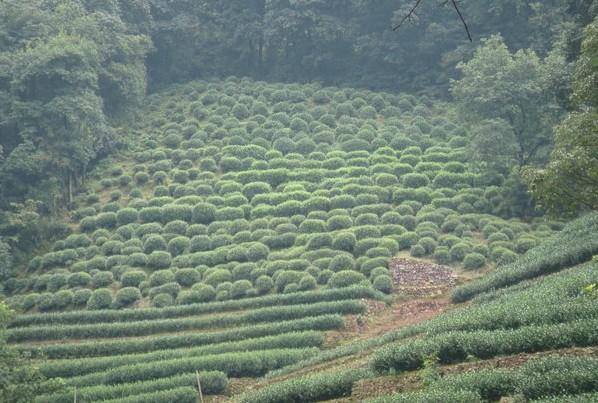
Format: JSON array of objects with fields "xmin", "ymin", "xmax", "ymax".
[{"xmin": 0, "ymin": 1, "xmax": 596, "ymax": 402}]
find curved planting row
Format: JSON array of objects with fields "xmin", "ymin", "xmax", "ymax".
[{"xmin": 9, "ymin": 300, "xmax": 363, "ymax": 343}]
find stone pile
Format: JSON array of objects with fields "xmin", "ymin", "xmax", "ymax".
[{"xmin": 389, "ymin": 257, "xmax": 456, "ymax": 297}]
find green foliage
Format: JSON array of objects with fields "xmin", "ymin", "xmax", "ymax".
[
  {"xmin": 239, "ymin": 368, "xmax": 371, "ymax": 403},
  {"xmin": 524, "ymin": 19, "xmax": 598, "ymax": 215}
]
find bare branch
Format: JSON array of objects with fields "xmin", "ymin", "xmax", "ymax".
[
  {"xmin": 392, "ymin": 0, "xmax": 424, "ymax": 31},
  {"xmin": 393, "ymin": 0, "xmax": 473, "ymax": 42},
  {"xmin": 450, "ymin": 0, "xmax": 472, "ymax": 41}
]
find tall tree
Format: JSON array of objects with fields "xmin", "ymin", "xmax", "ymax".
[
  {"xmin": 524, "ymin": 18, "xmax": 598, "ymax": 215},
  {"xmin": 450, "ymin": 35, "xmax": 568, "ymax": 170}
]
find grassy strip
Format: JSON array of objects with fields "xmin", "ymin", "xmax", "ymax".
[
  {"xmin": 36, "ymin": 371, "xmax": 226, "ymax": 403},
  {"xmin": 452, "ymin": 213, "xmax": 598, "ymax": 302},
  {"xmin": 19, "ymin": 314, "xmax": 342, "ymax": 359},
  {"xmin": 9, "ymin": 300, "xmax": 364, "ymax": 342},
  {"xmin": 371, "ymin": 319, "xmax": 598, "ymax": 374},
  {"xmin": 40, "ymin": 331, "xmax": 322, "ymax": 378},
  {"xmin": 68, "ymin": 348, "xmax": 318, "ymax": 387},
  {"xmin": 11, "ymin": 286, "xmax": 387, "ymax": 328},
  {"xmin": 238, "ymin": 368, "xmax": 372, "ymax": 403}
]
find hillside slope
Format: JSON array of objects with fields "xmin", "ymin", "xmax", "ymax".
[
  {"xmin": 0, "ymin": 79, "xmax": 574, "ymax": 402},
  {"xmin": 238, "ymin": 213, "xmax": 598, "ymax": 402}
]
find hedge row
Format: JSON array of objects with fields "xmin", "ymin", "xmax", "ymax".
[
  {"xmin": 97, "ymin": 387, "xmax": 197, "ymax": 403},
  {"xmin": 11, "ymin": 286, "xmax": 386, "ymax": 328},
  {"xmin": 70, "ymin": 348, "xmax": 318, "ymax": 386},
  {"xmin": 41, "ymin": 331, "xmax": 323, "ymax": 378},
  {"xmin": 371, "ymin": 319, "xmax": 598, "ymax": 374},
  {"xmin": 19, "ymin": 314, "xmax": 343, "ymax": 359},
  {"xmin": 9, "ymin": 299, "xmax": 364, "ymax": 342},
  {"xmin": 367, "ymin": 390, "xmax": 482, "ymax": 403},
  {"xmin": 452, "ymin": 213, "xmax": 598, "ymax": 302},
  {"xmin": 429, "ymin": 356, "xmax": 598, "ymax": 401},
  {"xmin": 37, "ymin": 371, "xmax": 227, "ymax": 403},
  {"xmin": 424, "ymin": 261, "xmax": 598, "ymax": 335},
  {"xmin": 238, "ymin": 368, "xmax": 372, "ymax": 403}
]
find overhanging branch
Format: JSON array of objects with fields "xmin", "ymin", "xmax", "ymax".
[{"xmin": 393, "ymin": 0, "xmax": 473, "ymax": 42}]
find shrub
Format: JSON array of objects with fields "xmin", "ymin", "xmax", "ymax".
[
  {"xmin": 328, "ymin": 270, "xmax": 368, "ymax": 288},
  {"xmin": 297, "ymin": 275, "xmax": 317, "ymax": 291},
  {"xmin": 87, "ymin": 288, "xmax": 113, "ymax": 310},
  {"xmin": 92, "ymin": 271, "xmax": 114, "ymax": 288},
  {"xmin": 92, "ymin": 211, "xmax": 117, "ymax": 228},
  {"xmin": 333, "ymin": 232, "xmax": 356, "ymax": 252},
  {"xmin": 67, "ymin": 272, "xmax": 91, "ymax": 288},
  {"xmin": 329, "ymin": 254, "xmax": 356, "ymax": 272},
  {"xmin": 433, "ymin": 247, "xmax": 451, "ymax": 265},
  {"xmin": 327, "ymin": 215, "xmax": 353, "ymax": 231},
  {"xmin": 47, "ymin": 273, "xmax": 67, "ymax": 292},
  {"xmin": 275, "ymin": 271, "xmax": 303, "ymax": 292},
  {"xmin": 192, "ymin": 203, "xmax": 216, "ymax": 224},
  {"xmin": 191, "ymin": 283, "xmax": 217, "ymax": 302},
  {"xmin": 247, "ymin": 243, "xmax": 270, "ymax": 261},
  {"xmin": 116, "ymin": 208, "xmax": 138, "ymax": 226},
  {"xmin": 115, "ymin": 287, "xmax": 142, "ymax": 308},
  {"xmin": 410, "ymin": 244, "xmax": 426, "ymax": 257},
  {"xmin": 307, "ymin": 234, "xmax": 333, "ymax": 250},
  {"xmin": 152, "ymin": 293, "xmax": 174, "ymax": 307},
  {"xmin": 150, "ymin": 270, "xmax": 176, "ymax": 287},
  {"xmin": 450, "ymin": 243, "xmax": 471, "ymax": 262},
  {"xmin": 73, "ymin": 289, "xmax": 93, "ymax": 306},
  {"xmin": 463, "ymin": 252, "xmax": 486, "ymax": 270},
  {"xmin": 373, "ymin": 275, "xmax": 393, "ymax": 294},
  {"xmin": 231, "ymin": 280, "xmax": 253, "ymax": 299},
  {"xmin": 175, "ymin": 268, "xmax": 201, "ymax": 287},
  {"xmin": 204, "ymin": 269, "xmax": 233, "ymax": 287},
  {"xmin": 168, "ymin": 236, "xmax": 190, "ymax": 256},
  {"xmin": 121, "ymin": 271, "xmax": 147, "ymax": 288},
  {"xmin": 401, "ymin": 173, "xmax": 430, "ymax": 188},
  {"xmin": 255, "ymin": 275, "xmax": 274, "ymax": 294},
  {"xmin": 143, "ymin": 235, "xmax": 167, "ymax": 254},
  {"xmin": 147, "ymin": 251, "xmax": 172, "ymax": 269}
]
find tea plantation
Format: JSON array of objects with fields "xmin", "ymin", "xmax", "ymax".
[{"xmin": 4, "ymin": 79, "xmax": 594, "ymax": 402}]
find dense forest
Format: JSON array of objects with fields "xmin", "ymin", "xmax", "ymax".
[{"xmin": 0, "ymin": 1, "xmax": 597, "ymax": 402}]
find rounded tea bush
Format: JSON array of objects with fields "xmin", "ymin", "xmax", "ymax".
[
  {"xmin": 333, "ymin": 232, "xmax": 357, "ymax": 252},
  {"xmin": 86, "ymin": 288, "xmax": 113, "ymax": 310},
  {"xmin": 298, "ymin": 274, "xmax": 317, "ymax": 291},
  {"xmin": 329, "ymin": 254, "xmax": 355, "ymax": 272},
  {"xmin": 328, "ymin": 270, "xmax": 367, "ymax": 288},
  {"xmin": 115, "ymin": 287, "xmax": 141, "ymax": 307},
  {"xmin": 168, "ymin": 236, "xmax": 190, "ymax": 256},
  {"xmin": 67, "ymin": 272, "xmax": 91, "ymax": 288},
  {"xmin": 152, "ymin": 293, "xmax": 174, "ymax": 307},
  {"xmin": 255, "ymin": 275, "xmax": 274, "ymax": 294},
  {"xmin": 175, "ymin": 268, "xmax": 201, "ymax": 287},
  {"xmin": 147, "ymin": 251, "xmax": 172, "ymax": 269},
  {"xmin": 373, "ymin": 275, "xmax": 393, "ymax": 294},
  {"xmin": 150, "ymin": 269, "xmax": 176, "ymax": 287},
  {"xmin": 73, "ymin": 289, "xmax": 93, "ymax": 306},
  {"xmin": 463, "ymin": 252, "xmax": 486, "ymax": 270},
  {"xmin": 190, "ymin": 283, "xmax": 217, "ymax": 302},
  {"xmin": 450, "ymin": 243, "xmax": 471, "ymax": 262},
  {"xmin": 121, "ymin": 270, "xmax": 147, "ymax": 287},
  {"xmin": 231, "ymin": 280, "xmax": 253, "ymax": 299}
]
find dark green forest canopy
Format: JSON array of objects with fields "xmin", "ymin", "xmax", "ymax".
[{"xmin": 0, "ymin": 0, "xmax": 596, "ymax": 282}]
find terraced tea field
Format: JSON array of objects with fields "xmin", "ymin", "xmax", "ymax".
[{"xmin": 3, "ymin": 79, "xmax": 573, "ymax": 402}]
